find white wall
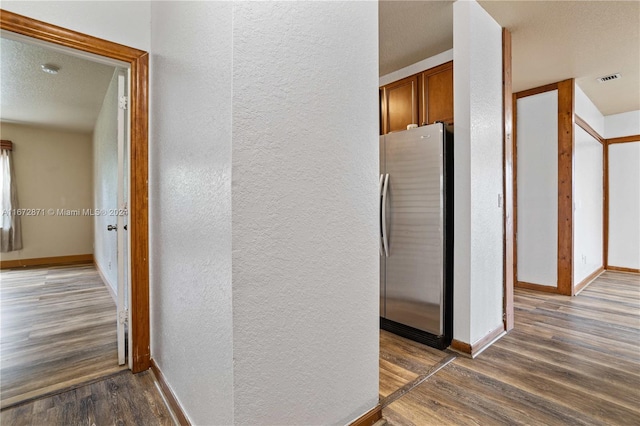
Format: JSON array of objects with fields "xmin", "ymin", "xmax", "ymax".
[
  {"xmin": 151, "ymin": 2, "xmax": 379, "ymax": 424},
  {"xmin": 575, "ymin": 83, "xmax": 604, "ymax": 136},
  {"xmin": 605, "ymin": 110, "xmax": 640, "ymax": 270},
  {"xmin": 11, "ymin": 3, "xmax": 379, "ymax": 423},
  {"xmin": 92, "ymin": 70, "xmax": 119, "ymax": 293},
  {"xmin": 230, "ymin": 2, "xmax": 379, "ymax": 424},
  {"xmin": 149, "ymin": 2, "xmax": 234, "ymax": 424},
  {"xmin": 516, "ymin": 91, "xmax": 558, "ymax": 287},
  {"xmin": 453, "ymin": 0, "xmax": 504, "ymax": 345},
  {"xmin": 605, "ymin": 110, "xmax": 640, "ymax": 138},
  {"xmin": 379, "ymin": 49, "xmax": 453, "ymax": 87},
  {"xmin": 573, "ymin": 84, "xmax": 605, "ymax": 284},
  {"xmin": 573, "ymin": 126, "xmax": 603, "ymax": 284},
  {"xmin": 1, "ymin": 1, "xmax": 150, "ymax": 51},
  {"xmin": 0, "ymin": 123, "xmax": 93, "ymax": 260},
  {"xmin": 608, "ymin": 142, "xmax": 640, "ymax": 270}
]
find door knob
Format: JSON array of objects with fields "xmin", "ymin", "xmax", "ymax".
[{"xmin": 107, "ymin": 224, "xmax": 117, "ymax": 232}]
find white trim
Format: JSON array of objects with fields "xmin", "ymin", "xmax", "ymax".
[
  {"xmin": 116, "ymin": 69, "xmax": 127, "ymax": 366},
  {"xmin": 95, "ymin": 260, "xmax": 117, "ymax": 303}
]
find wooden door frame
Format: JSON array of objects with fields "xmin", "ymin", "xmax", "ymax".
[
  {"xmin": 512, "ymin": 79, "xmax": 575, "ymax": 296},
  {"xmin": 502, "ymin": 28, "xmax": 514, "ymax": 331},
  {"xmin": 573, "ymin": 115, "xmax": 606, "ymax": 294},
  {"xmin": 0, "ymin": 9, "xmax": 150, "ymax": 373}
]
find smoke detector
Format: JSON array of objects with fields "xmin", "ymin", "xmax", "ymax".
[{"xmin": 596, "ymin": 73, "xmax": 620, "ymax": 83}]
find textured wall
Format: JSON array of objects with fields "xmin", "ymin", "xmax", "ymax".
[
  {"xmin": 605, "ymin": 111, "xmax": 640, "ymax": 270},
  {"xmin": 575, "ymin": 84, "xmax": 605, "ymax": 136},
  {"xmin": 608, "ymin": 142, "xmax": 640, "ymax": 269},
  {"xmin": 453, "ymin": 0, "xmax": 504, "ymax": 345},
  {"xmin": 0, "ymin": 123, "xmax": 93, "ymax": 260},
  {"xmin": 573, "ymin": 126, "xmax": 604, "ymax": 284},
  {"xmin": 605, "ymin": 110, "xmax": 640, "ymax": 138},
  {"xmin": 230, "ymin": 2, "xmax": 379, "ymax": 424},
  {"xmin": 149, "ymin": 2, "xmax": 234, "ymax": 424},
  {"xmin": 11, "ymin": 2, "xmax": 380, "ymax": 423},
  {"xmin": 573, "ymin": 84, "xmax": 604, "ymax": 286},
  {"xmin": 1, "ymin": 1, "xmax": 150, "ymax": 51},
  {"xmin": 516, "ymin": 91, "xmax": 559, "ymax": 287},
  {"xmin": 92, "ymin": 70, "xmax": 118, "ymax": 292}
]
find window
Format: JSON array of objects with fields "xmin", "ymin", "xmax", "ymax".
[{"xmin": 1, "ymin": 139, "xmax": 22, "ymax": 252}]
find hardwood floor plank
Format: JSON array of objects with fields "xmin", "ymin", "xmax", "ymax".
[
  {"xmin": 418, "ymin": 364, "xmax": 595, "ymax": 425},
  {"xmin": 0, "ymin": 264, "xmax": 126, "ymax": 409},
  {"xmin": 0, "ymin": 371, "xmax": 175, "ymax": 425},
  {"xmin": 503, "ymin": 327, "xmax": 640, "ymax": 378},
  {"xmin": 379, "ymin": 364, "xmax": 419, "ymax": 398},
  {"xmin": 381, "ymin": 271, "xmax": 640, "ymax": 425},
  {"xmin": 379, "ymin": 330, "xmax": 450, "ymax": 399},
  {"xmin": 454, "ymin": 347, "xmax": 640, "ymax": 419}
]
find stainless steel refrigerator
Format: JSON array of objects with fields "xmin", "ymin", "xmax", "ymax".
[{"xmin": 379, "ymin": 122, "xmax": 453, "ymax": 349}]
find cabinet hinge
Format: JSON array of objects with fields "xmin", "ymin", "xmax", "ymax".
[
  {"xmin": 118, "ymin": 96, "xmax": 128, "ymax": 110},
  {"xmin": 118, "ymin": 309, "xmax": 129, "ymax": 324}
]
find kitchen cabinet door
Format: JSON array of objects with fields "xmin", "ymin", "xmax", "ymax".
[
  {"xmin": 420, "ymin": 61, "xmax": 454, "ymax": 126},
  {"xmin": 381, "ymin": 74, "xmax": 419, "ymax": 134}
]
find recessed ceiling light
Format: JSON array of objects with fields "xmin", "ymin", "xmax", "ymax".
[{"xmin": 41, "ymin": 64, "xmax": 60, "ymax": 75}]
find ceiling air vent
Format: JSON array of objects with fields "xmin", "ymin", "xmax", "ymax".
[{"xmin": 596, "ymin": 73, "xmax": 621, "ymax": 83}]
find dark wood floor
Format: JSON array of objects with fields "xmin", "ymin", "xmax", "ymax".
[
  {"xmin": 0, "ymin": 370, "xmax": 175, "ymax": 426},
  {"xmin": 2, "ymin": 270, "xmax": 637, "ymax": 424},
  {"xmin": 379, "ymin": 330, "xmax": 452, "ymax": 400},
  {"xmin": 381, "ymin": 271, "xmax": 640, "ymax": 425},
  {"xmin": 0, "ymin": 264, "xmax": 126, "ymax": 408}
]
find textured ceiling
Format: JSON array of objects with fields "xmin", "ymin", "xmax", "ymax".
[
  {"xmin": 2, "ymin": 2, "xmax": 637, "ymax": 126},
  {"xmin": 379, "ymin": 1, "xmax": 454, "ymax": 76},
  {"xmin": 0, "ymin": 37, "xmax": 116, "ymax": 133},
  {"xmin": 380, "ymin": 0, "xmax": 640, "ymax": 116}
]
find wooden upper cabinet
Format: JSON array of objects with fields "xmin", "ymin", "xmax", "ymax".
[
  {"xmin": 381, "ymin": 74, "xmax": 419, "ymax": 134},
  {"xmin": 379, "ymin": 61, "xmax": 454, "ymax": 134},
  {"xmin": 419, "ymin": 61, "xmax": 454, "ymax": 126}
]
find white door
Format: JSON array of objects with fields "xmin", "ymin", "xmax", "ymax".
[{"xmin": 116, "ymin": 69, "xmax": 130, "ymax": 366}]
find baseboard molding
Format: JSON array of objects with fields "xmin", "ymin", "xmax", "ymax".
[
  {"xmin": 515, "ymin": 281, "xmax": 560, "ymax": 294},
  {"xmin": 471, "ymin": 325, "xmax": 506, "ymax": 357},
  {"xmin": 94, "ymin": 260, "xmax": 117, "ymax": 303},
  {"xmin": 574, "ymin": 267, "xmax": 604, "ymax": 295},
  {"xmin": 606, "ymin": 266, "xmax": 640, "ymax": 274},
  {"xmin": 151, "ymin": 358, "xmax": 381, "ymax": 426},
  {"xmin": 150, "ymin": 359, "xmax": 190, "ymax": 426},
  {"xmin": 450, "ymin": 339, "xmax": 471, "ymax": 356},
  {"xmin": 0, "ymin": 254, "xmax": 93, "ymax": 269},
  {"xmin": 349, "ymin": 404, "xmax": 382, "ymax": 426},
  {"xmin": 450, "ymin": 325, "xmax": 505, "ymax": 358}
]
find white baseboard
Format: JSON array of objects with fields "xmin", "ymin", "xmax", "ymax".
[{"xmin": 94, "ymin": 260, "xmax": 117, "ymax": 303}]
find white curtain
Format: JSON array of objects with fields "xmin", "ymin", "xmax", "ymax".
[{"xmin": 1, "ymin": 144, "xmax": 22, "ymax": 252}]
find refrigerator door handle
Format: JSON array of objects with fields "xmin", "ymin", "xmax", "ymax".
[{"xmin": 382, "ymin": 173, "xmax": 390, "ymax": 257}]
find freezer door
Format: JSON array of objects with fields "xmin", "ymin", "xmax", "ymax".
[
  {"xmin": 379, "ymin": 135, "xmax": 386, "ymax": 318},
  {"xmin": 384, "ymin": 124, "xmax": 444, "ymax": 335}
]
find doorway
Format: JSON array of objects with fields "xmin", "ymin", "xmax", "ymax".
[{"xmin": 0, "ymin": 10, "xmax": 150, "ymax": 373}]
